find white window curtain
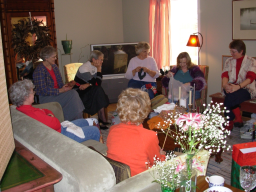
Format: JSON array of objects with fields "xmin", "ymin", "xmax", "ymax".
[{"xmin": 169, "ymin": 0, "xmax": 199, "ymax": 66}]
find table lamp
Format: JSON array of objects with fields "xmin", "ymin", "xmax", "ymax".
[{"xmin": 186, "ymin": 32, "xmax": 203, "ymax": 65}]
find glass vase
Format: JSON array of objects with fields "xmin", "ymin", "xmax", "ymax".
[
  {"xmin": 161, "ymin": 184, "xmax": 175, "ymax": 192},
  {"xmin": 179, "ymin": 154, "xmax": 197, "ymax": 192}
]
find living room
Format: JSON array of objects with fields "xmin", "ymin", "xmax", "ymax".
[{"xmin": 0, "ymin": 0, "xmax": 256, "ymax": 191}]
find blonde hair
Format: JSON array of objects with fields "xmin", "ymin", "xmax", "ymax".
[
  {"xmin": 177, "ymin": 52, "xmax": 194, "ymax": 69},
  {"xmin": 117, "ymin": 88, "xmax": 151, "ymax": 125},
  {"xmin": 135, "ymin": 41, "xmax": 151, "ymax": 55}
]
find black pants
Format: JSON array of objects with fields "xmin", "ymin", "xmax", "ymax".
[{"xmin": 224, "ymin": 89, "xmax": 251, "ymax": 121}]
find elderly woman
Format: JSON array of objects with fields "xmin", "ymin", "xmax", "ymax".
[
  {"xmin": 125, "ymin": 42, "xmax": 159, "ymax": 99},
  {"xmin": 33, "ymin": 46, "xmax": 84, "ymax": 121},
  {"xmin": 8, "ymin": 79, "xmax": 100, "ymax": 143},
  {"xmin": 71, "ymin": 50, "xmax": 109, "ymax": 130},
  {"xmin": 162, "ymin": 52, "xmax": 206, "ymax": 103},
  {"xmin": 107, "ymin": 88, "xmax": 165, "ymax": 176},
  {"xmin": 222, "ymin": 40, "xmax": 256, "ymax": 130}
]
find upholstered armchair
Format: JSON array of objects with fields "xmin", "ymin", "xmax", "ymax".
[{"xmin": 161, "ymin": 65, "xmax": 209, "ymax": 113}]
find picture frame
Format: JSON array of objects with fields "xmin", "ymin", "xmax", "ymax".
[{"xmin": 232, "ymin": 0, "xmax": 256, "ymax": 40}]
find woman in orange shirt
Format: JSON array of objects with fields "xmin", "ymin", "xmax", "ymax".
[{"xmin": 107, "ymin": 88, "xmax": 165, "ymax": 176}]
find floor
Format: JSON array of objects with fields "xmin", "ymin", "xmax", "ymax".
[{"xmin": 104, "ymin": 103, "xmax": 252, "ymax": 186}]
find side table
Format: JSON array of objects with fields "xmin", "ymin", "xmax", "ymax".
[{"xmin": 0, "ymin": 140, "xmax": 62, "ymax": 192}]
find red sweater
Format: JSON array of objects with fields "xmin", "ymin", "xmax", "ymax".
[
  {"xmin": 107, "ymin": 122, "xmax": 165, "ymax": 176},
  {"xmin": 17, "ymin": 105, "xmax": 61, "ymax": 132}
]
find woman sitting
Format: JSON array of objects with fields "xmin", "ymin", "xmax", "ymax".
[
  {"xmin": 70, "ymin": 50, "xmax": 109, "ymax": 130},
  {"xmin": 107, "ymin": 88, "xmax": 165, "ymax": 176},
  {"xmin": 222, "ymin": 40, "xmax": 256, "ymax": 130},
  {"xmin": 9, "ymin": 79, "xmax": 100, "ymax": 143},
  {"xmin": 33, "ymin": 46, "xmax": 84, "ymax": 121},
  {"xmin": 125, "ymin": 42, "xmax": 159, "ymax": 99},
  {"xmin": 162, "ymin": 52, "xmax": 206, "ymax": 103}
]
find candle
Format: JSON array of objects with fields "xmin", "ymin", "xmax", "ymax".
[
  {"xmin": 189, "ymin": 91, "xmax": 192, "ymax": 105},
  {"xmin": 179, "ymin": 87, "xmax": 181, "ymax": 101},
  {"xmin": 193, "ymin": 84, "xmax": 196, "ymax": 110}
]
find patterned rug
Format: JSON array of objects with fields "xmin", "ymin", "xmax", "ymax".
[{"xmin": 91, "ymin": 112, "xmax": 252, "ymax": 185}]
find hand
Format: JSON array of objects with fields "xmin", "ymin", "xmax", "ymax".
[
  {"xmin": 166, "ymin": 71, "xmax": 174, "ymax": 78},
  {"xmin": 142, "ymin": 67, "xmax": 149, "ymax": 73},
  {"xmin": 134, "ymin": 66, "xmax": 142, "ymax": 72},
  {"xmin": 59, "ymin": 85, "xmax": 72, "ymax": 93},
  {"xmin": 223, "ymin": 83, "xmax": 233, "ymax": 93},
  {"xmin": 230, "ymin": 84, "xmax": 240, "ymax": 93},
  {"xmin": 160, "ymin": 148, "xmax": 166, "ymax": 156},
  {"xmin": 79, "ymin": 83, "xmax": 91, "ymax": 90},
  {"xmin": 47, "ymin": 113, "xmax": 54, "ymax": 117},
  {"xmin": 67, "ymin": 80, "xmax": 76, "ymax": 87}
]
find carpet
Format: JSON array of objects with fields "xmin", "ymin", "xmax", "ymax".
[{"xmin": 91, "ymin": 112, "xmax": 252, "ymax": 185}]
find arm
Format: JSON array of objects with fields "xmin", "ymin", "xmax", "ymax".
[
  {"xmin": 125, "ymin": 58, "xmax": 137, "ymax": 79},
  {"xmin": 190, "ymin": 66, "xmax": 206, "ymax": 91},
  {"xmin": 142, "ymin": 57, "xmax": 159, "ymax": 79}
]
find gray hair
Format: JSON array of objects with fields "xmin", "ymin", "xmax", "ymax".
[
  {"xmin": 135, "ymin": 41, "xmax": 151, "ymax": 54},
  {"xmin": 8, "ymin": 79, "xmax": 34, "ymax": 107},
  {"xmin": 40, "ymin": 46, "xmax": 56, "ymax": 61},
  {"xmin": 89, "ymin": 50, "xmax": 104, "ymax": 62}
]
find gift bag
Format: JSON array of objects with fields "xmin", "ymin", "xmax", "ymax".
[
  {"xmin": 168, "ymin": 76, "xmax": 191, "ymax": 101},
  {"xmin": 231, "ymin": 142, "xmax": 256, "ymax": 191}
]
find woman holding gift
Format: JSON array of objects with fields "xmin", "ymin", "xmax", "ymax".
[
  {"xmin": 125, "ymin": 41, "xmax": 159, "ymax": 99},
  {"xmin": 162, "ymin": 52, "xmax": 206, "ymax": 103},
  {"xmin": 222, "ymin": 40, "xmax": 256, "ymax": 130},
  {"xmin": 107, "ymin": 88, "xmax": 165, "ymax": 176}
]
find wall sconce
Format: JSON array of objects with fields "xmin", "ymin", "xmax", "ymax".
[{"xmin": 186, "ymin": 32, "xmax": 203, "ymax": 65}]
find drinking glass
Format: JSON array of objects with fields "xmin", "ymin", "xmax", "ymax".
[{"xmin": 240, "ymin": 166, "xmax": 256, "ymax": 192}]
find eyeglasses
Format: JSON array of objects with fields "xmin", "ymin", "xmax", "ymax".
[{"xmin": 230, "ymin": 49, "xmax": 238, "ymax": 54}]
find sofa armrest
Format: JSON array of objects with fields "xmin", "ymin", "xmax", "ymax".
[{"xmin": 32, "ymin": 102, "xmax": 64, "ymax": 122}]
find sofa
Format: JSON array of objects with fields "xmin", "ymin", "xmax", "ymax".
[{"xmin": 10, "ymin": 102, "xmax": 160, "ymax": 192}]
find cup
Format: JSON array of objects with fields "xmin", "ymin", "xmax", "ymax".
[{"xmin": 205, "ymin": 175, "xmax": 225, "ymax": 188}]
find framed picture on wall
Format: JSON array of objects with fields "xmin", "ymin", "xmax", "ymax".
[{"xmin": 232, "ymin": 0, "xmax": 256, "ymax": 40}]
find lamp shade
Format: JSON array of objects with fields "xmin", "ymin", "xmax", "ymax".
[{"xmin": 186, "ymin": 35, "xmax": 200, "ymax": 47}]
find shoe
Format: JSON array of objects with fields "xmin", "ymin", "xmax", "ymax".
[
  {"xmin": 100, "ymin": 125, "xmax": 109, "ymax": 130},
  {"xmin": 232, "ymin": 107, "xmax": 243, "ymax": 128},
  {"xmin": 99, "ymin": 118, "xmax": 111, "ymax": 126}
]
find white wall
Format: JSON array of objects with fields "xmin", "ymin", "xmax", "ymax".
[
  {"xmin": 54, "ymin": 0, "xmax": 124, "ymax": 78},
  {"xmin": 122, "ymin": 0, "xmax": 149, "ymax": 42}
]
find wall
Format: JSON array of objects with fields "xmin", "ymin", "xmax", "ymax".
[
  {"xmin": 122, "ymin": 0, "xmax": 149, "ymax": 43},
  {"xmin": 54, "ymin": 0, "xmax": 124, "ymax": 78},
  {"xmin": 122, "ymin": 0, "xmax": 256, "ymax": 103},
  {"xmin": 200, "ymin": 0, "xmax": 256, "ymax": 102}
]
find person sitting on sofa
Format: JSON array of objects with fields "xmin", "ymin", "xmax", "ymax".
[
  {"xmin": 8, "ymin": 79, "xmax": 101, "ymax": 143},
  {"xmin": 33, "ymin": 46, "xmax": 84, "ymax": 121},
  {"xmin": 106, "ymin": 88, "xmax": 165, "ymax": 176}
]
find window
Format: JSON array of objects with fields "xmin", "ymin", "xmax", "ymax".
[{"xmin": 169, "ymin": 0, "xmax": 198, "ymax": 66}]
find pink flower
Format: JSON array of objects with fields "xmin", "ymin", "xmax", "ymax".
[
  {"xmin": 176, "ymin": 113, "xmax": 203, "ymax": 131},
  {"xmin": 175, "ymin": 163, "xmax": 185, "ymax": 173}
]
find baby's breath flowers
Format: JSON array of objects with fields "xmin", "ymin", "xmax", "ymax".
[
  {"xmin": 162, "ymin": 102, "xmax": 232, "ymax": 155},
  {"xmin": 149, "ymin": 153, "xmax": 181, "ymax": 190}
]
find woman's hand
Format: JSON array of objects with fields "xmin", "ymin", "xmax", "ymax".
[
  {"xmin": 132, "ymin": 66, "xmax": 142, "ymax": 76},
  {"xmin": 159, "ymin": 147, "xmax": 166, "ymax": 155},
  {"xmin": 79, "ymin": 83, "xmax": 91, "ymax": 90},
  {"xmin": 230, "ymin": 84, "xmax": 241, "ymax": 93},
  {"xmin": 59, "ymin": 85, "xmax": 72, "ymax": 93},
  {"xmin": 166, "ymin": 71, "xmax": 174, "ymax": 78},
  {"xmin": 223, "ymin": 83, "xmax": 233, "ymax": 93},
  {"xmin": 67, "ymin": 80, "xmax": 76, "ymax": 88}
]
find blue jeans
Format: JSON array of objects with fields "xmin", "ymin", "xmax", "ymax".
[
  {"xmin": 128, "ymin": 79, "xmax": 156, "ymax": 99},
  {"xmin": 61, "ymin": 119, "xmax": 100, "ymax": 143}
]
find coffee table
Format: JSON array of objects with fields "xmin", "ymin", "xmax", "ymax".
[{"xmin": 1, "ymin": 140, "xmax": 62, "ymax": 192}]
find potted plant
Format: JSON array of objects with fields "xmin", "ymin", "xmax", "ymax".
[{"xmin": 61, "ymin": 34, "xmax": 72, "ymax": 54}]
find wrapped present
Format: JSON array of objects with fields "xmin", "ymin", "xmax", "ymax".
[{"xmin": 231, "ymin": 142, "xmax": 256, "ymax": 191}]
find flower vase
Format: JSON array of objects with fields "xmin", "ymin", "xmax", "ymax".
[
  {"xmin": 179, "ymin": 154, "xmax": 197, "ymax": 192},
  {"xmin": 161, "ymin": 184, "xmax": 175, "ymax": 192}
]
